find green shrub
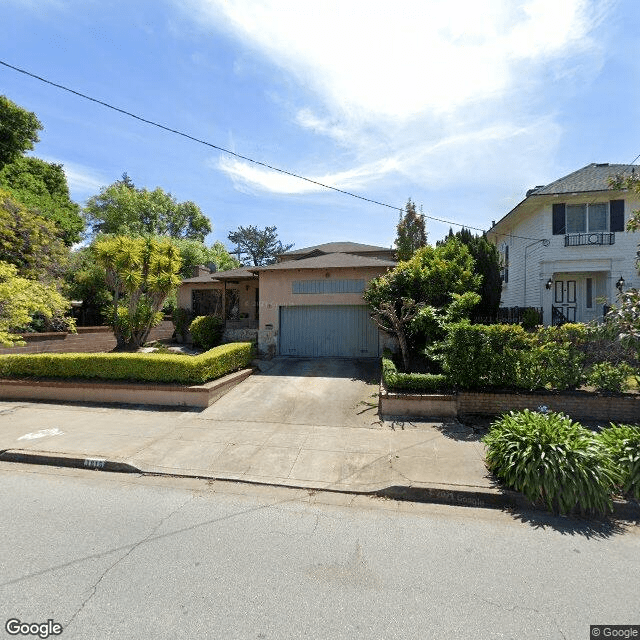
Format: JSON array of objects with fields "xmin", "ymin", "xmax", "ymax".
[
  {"xmin": 189, "ymin": 315, "xmax": 224, "ymax": 350},
  {"xmin": 382, "ymin": 351, "xmax": 449, "ymax": 392},
  {"xmin": 172, "ymin": 307, "xmax": 192, "ymax": 342},
  {"xmin": 597, "ymin": 424, "xmax": 640, "ymax": 500},
  {"xmin": 586, "ymin": 362, "xmax": 635, "ymax": 393},
  {"xmin": 438, "ymin": 323, "xmax": 585, "ymax": 391},
  {"xmin": 438, "ymin": 323, "xmax": 533, "ymax": 389},
  {"xmin": 0, "ymin": 342, "xmax": 254, "ymax": 385},
  {"xmin": 483, "ymin": 409, "xmax": 617, "ymax": 516}
]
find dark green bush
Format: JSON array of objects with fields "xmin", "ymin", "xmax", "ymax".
[
  {"xmin": 483, "ymin": 409, "xmax": 617, "ymax": 516},
  {"xmin": 189, "ymin": 315, "xmax": 224, "ymax": 350},
  {"xmin": 382, "ymin": 351, "xmax": 449, "ymax": 392},
  {"xmin": 0, "ymin": 342, "xmax": 254, "ymax": 385},
  {"xmin": 597, "ymin": 424, "xmax": 640, "ymax": 500},
  {"xmin": 172, "ymin": 307, "xmax": 192, "ymax": 342},
  {"xmin": 438, "ymin": 323, "xmax": 584, "ymax": 390},
  {"xmin": 586, "ymin": 362, "xmax": 635, "ymax": 393}
]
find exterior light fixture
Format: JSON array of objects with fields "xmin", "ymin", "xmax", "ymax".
[
  {"xmin": 616, "ymin": 276, "xmax": 625, "ymax": 292},
  {"xmin": 545, "ymin": 278, "xmax": 553, "ymax": 290}
]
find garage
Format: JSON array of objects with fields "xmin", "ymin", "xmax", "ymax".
[{"xmin": 279, "ymin": 305, "xmax": 380, "ymax": 358}]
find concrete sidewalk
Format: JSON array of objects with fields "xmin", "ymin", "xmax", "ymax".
[{"xmin": 0, "ymin": 399, "xmax": 637, "ymax": 519}]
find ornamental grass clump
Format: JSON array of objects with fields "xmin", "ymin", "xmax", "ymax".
[
  {"xmin": 597, "ymin": 424, "xmax": 640, "ymax": 501},
  {"xmin": 483, "ymin": 409, "xmax": 618, "ymax": 516}
]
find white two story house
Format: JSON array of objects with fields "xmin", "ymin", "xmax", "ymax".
[{"xmin": 487, "ymin": 163, "xmax": 639, "ymax": 325}]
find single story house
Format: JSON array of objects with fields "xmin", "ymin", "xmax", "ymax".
[
  {"xmin": 487, "ymin": 163, "xmax": 639, "ymax": 325},
  {"xmin": 177, "ymin": 241, "xmax": 397, "ymax": 357}
]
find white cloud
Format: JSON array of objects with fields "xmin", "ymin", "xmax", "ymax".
[
  {"xmin": 217, "ymin": 155, "xmax": 398, "ymax": 194},
  {"xmin": 182, "ymin": 0, "xmax": 607, "ymax": 195},
  {"xmin": 37, "ymin": 158, "xmax": 106, "ymax": 199}
]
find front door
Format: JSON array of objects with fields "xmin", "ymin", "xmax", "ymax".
[{"xmin": 554, "ymin": 279, "xmax": 577, "ymax": 323}]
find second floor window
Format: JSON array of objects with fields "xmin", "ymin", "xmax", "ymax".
[
  {"xmin": 553, "ymin": 200, "xmax": 624, "ymax": 235},
  {"xmin": 566, "ymin": 203, "xmax": 607, "ymax": 233}
]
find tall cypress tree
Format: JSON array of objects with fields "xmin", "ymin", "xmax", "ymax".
[{"xmin": 395, "ymin": 198, "xmax": 427, "ymax": 261}]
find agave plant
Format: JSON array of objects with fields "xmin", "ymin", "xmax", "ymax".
[{"xmin": 484, "ymin": 409, "xmax": 618, "ymax": 516}]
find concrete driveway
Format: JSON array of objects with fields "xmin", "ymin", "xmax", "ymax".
[{"xmin": 200, "ymin": 358, "xmax": 382, "ymax": 429}]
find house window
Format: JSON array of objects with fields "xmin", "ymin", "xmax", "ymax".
[
  {"xmin": 192, "ymin": 289, "xmax": 222, "ymax": 316},
  {"xmin": 500, "ymin": 245, "xmax": 509, "ymax": 284},
  {"xmin": 566, "ymin": 204, "xmax": 608, "ymax": 233},
  {"xmin": 586, "ymin": 278, "xmax": 593, "ymax": 309},
  {"xmin": 553, "ymin": 200, "xmax": 625, "ymax": 235}
]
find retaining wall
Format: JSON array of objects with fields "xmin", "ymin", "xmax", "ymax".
[
  {"xmin": 0, "ymin": 321, "xmax": 175, "ymax": 355},
  {"xmin": 380, "ymin": 385, "xmax": 640, "ymax": 424}
]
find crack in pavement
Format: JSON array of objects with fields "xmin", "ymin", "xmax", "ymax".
[{"xmin": 63, "ymin": 493, "xmax": 196, "ymax": 632}]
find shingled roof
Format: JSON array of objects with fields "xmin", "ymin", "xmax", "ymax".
[
  {"xmin": 279, "ymin": 241, "xmax": 393, "ymax": 257},
  {"xmin": 252, "ymin": 252, "xmax": 396, "ymax": 271},
  {"xmin": 528, "ymin": 163, "xmax": 636, "ymax": 196}
]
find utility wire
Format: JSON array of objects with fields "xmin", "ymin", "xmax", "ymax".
[{"xmin": 1, "ymin": 59, "xmax": 548, "ymax": 242}]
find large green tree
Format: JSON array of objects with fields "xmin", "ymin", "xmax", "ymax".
[
  {"xmin": 364, "ymin": 238, "xmax": 481, "ymax": 370},
  {"xmin": 0, "ymin": 95, "xmax": 42, "ymax": 168},
  {"xmin": 85, "ymin": 177, "xmax": 212, "ymax": 241},
  {"xmin": 173, "ymin": 238, "xmax": 240, "ymax": 278},
  {"xmin": 227, "ymin": 225, "xmax": 293, "ymax": 266},
  {"xmin": 0, "ymin": 260, "xmax": 73, "ymax": 346},
  {"xmin": 93, "ymin": 235, "xmax": 182, "ymax": 350},
  {"xmin": 0, "ymin": 189, "xmax": 69, "ymax": 280},
  {"xmin": 438, "ymin": 227, "xmax": 501, "ymax": 320},
  {"xmin": 0, "ymin": 156, "xmax": 84, "ymax": 245},
  {"xmin": 395, "ymin": 198, "xmax": 427, "ymax": 261}
]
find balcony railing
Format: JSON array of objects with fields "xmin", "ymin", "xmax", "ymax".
[{"xmin": 564, "ymin": 232, "xmax": 615, "ymax": 247}]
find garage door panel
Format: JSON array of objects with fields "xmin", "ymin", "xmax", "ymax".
[{"xmin": 279, "ymin": 306, "xmax": 379, "ymax": 357}]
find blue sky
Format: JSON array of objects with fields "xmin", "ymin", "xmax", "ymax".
[{"xmin": 1, "ymin": 0, "xmax": 639, "ymax": 251}]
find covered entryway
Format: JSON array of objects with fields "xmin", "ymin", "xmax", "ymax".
[{"xmin": 279, "ymin": 305, "xmax": 379, "ymax": 357}]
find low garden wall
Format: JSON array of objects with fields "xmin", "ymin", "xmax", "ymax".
[
  {"xmin": 0, "ymin": 320, "xmax": 175, "ymax": 355},
  {"xmin": 380, "ymin": 386, "xmax": 640, "ymax": 424},
  {"xmin": 0, "ymin": 368, "xmax": 254, "ymax": 409}
]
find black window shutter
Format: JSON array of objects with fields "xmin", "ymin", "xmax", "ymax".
[
  {"xmin": 552, "ymin": 203, "xmax": 566, "ymax": 235},
  {"xmin": 610, "ymin": 199, "xmax": 624, "ymax": 232}
]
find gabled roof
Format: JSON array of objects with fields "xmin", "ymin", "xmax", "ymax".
[
  {"xmin": 212, "ymin": 267, "xmax": 257, "ymax": 280},
  {"xmin": 528, "ymin": 163, "xmax": 635, "ymax": 196},
  {"xmin": 279, "ymin": 241, "xmax": 393, "ymax": 257},
  {"xmin": 489, "ymin": 162, "xmax": 637, "ymax": 234},
  {"xmin": 180, "ymin": 273, "xmax": 218, "ymax": 284},
  {"xmin": 251, "ymin": 252, "xmax": 396, "ymax": 271},
  {"xmin": 180, "ymin": 266, "xmax": 256, "ymax": 284}
]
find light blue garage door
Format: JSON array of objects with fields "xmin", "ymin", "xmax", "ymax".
[{"xmin": 279, "ymin": 305, "xmax": 380, "ymax": 357}]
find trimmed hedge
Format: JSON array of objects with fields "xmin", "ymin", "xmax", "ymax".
[
  {"xmin": 438, "ymin": 323, "xmax": 585, "ymax": 391},
  {"xmin": 0, "ymin": 342, "xmax": 254, "ymax": 385},
  {"xmin": 382, "ymin": 351, "xmax": 449, "ymax": 392}
]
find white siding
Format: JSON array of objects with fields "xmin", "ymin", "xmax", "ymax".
[{"xmin": 490, "ymin": 193, "xmax": 640, "ymax": 324}]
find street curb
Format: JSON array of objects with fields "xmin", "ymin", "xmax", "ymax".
[
  {"xmin": 2, "ymin": 449, "xmax": 638, "ymax": 522},
  {"xmin": 0, "ymin": 450, "xmax": 142, "ymax": 474}
]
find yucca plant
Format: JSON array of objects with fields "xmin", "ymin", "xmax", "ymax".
[
  {"xmin": 597, "ymin": 424, "xmax": 640, "ymax": 501},
  {"xmin": 484, "ymin": 409, "xmax": 618, "ymax": 516}
]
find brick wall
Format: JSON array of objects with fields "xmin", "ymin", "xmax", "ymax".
[
  {"xmin": 0, "ymin": 320, "xmax": 175, "ymax": 355},
  {"xmin": 457, "ymin": 391, "xmax": 640, "ymax": 424}
]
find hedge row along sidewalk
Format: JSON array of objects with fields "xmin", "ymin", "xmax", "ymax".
[{"xmin": 0, "ymin": 342, "xmax": 254, "ymax": 385}]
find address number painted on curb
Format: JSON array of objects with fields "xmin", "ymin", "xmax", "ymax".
[{"xmin": 84, "ymin": 458, "xmax": 106, "ymax": 469}]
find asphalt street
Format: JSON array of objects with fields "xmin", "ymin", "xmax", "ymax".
[{"xmin": 0, "ymin": 462, "xmax": 637, "ymax": 640}]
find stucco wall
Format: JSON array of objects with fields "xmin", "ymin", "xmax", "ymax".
[{"xmin": 256, "ymin": 266, "xmax": 390, "ymax": 357}]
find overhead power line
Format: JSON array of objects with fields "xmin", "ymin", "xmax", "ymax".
[{"xmin": 0, "ymin": 58, "xmax": 548, "ymax": 243}]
